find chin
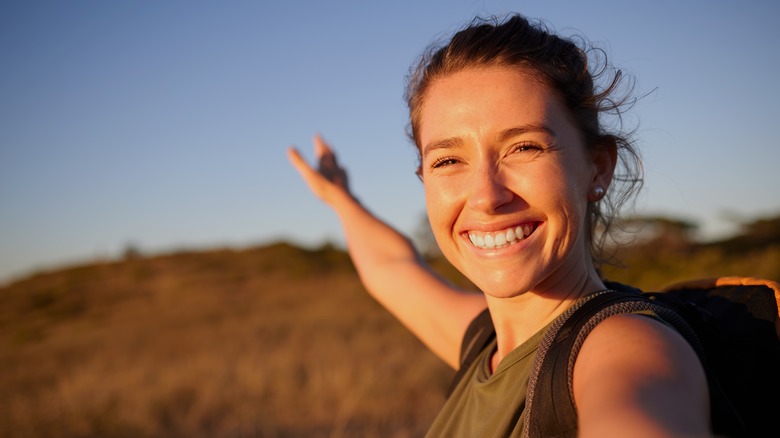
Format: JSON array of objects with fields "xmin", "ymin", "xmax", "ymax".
[{"xmin": 463, "ymin": 266, "xmax": 538, "ymax": 299}]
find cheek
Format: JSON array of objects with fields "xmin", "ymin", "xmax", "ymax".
[
  {"xmin": 561, "ymin": 162, "xmax": 593, "ymax": 216},
  {"xmin": 550, "ymin": 166, "xmax": 592, "ymax": 244},
  {"xmin": 424, "ymin": 183, "xmax": 446, "ymax": 226},
  {"xmin": 564, "ymin": 147, "xmax": 597, "ymax": 194},
  {"xmin": 523, "ymin": 161, "xmax": 589, "ymax": 237},
  {"xmin": 423, "ymin": 179, "xmax": 459, "ymax": 238}
]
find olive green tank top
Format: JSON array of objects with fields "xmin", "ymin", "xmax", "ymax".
[
  {"xmin": 425, "ymin": 307, "xmax": 666, "ymax": 437},
  {"xmin": 425, "ymin": 322, "xmax": 551, "ymax": 437}
]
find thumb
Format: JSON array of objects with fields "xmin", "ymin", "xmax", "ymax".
[
  {"xmin": 287, "ymin": 146, "xmax": 310, "ymax": 176},
  {"xmin": 287, "ymin": 146, "xmax": 330, "ymax": 199}
]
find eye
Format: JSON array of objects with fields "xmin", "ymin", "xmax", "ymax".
[
  {"xmin": 510, "ymin": 142, "xmax": 542, "ymax": 154},
  {"xmin": 430, "ymin": 156, "xmax": 459, "ymax": 169}
]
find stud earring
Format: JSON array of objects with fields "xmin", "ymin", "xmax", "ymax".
[{"xmin": 592, "ymin": 186, "xmax": 605, "ymax": 200}]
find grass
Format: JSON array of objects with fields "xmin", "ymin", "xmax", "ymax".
[
  {"xmin": 2, "ymin": 219, "xmax": 778, "ymax": 437},
  {"xmin": 0, "ymin": 243, "xmax": 452, "ymax": 437}
]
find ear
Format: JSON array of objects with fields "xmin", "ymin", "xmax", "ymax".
[{"xmin": 589, "ymin": 137, "xmax": 617, "ymax": 201}]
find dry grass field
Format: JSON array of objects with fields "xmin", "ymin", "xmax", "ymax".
[
  {"xmin": 1, "ymin": 215, "xmax": 778, "ymax": 437},
  {"xmin": 1, "ymin": 243, "xmax": 456, "ymax": 437}
]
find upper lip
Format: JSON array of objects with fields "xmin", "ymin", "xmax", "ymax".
[{"xmin": 460, "ymin": 218, "xmax": 539, "ymax": 234}]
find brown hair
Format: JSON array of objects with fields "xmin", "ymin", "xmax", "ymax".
[{"xmin": 404, "ymin": 14, "xmax": 643, "ymax": 268}]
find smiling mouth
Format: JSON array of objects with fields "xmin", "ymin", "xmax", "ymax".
[{"xmin": 467, "ymin": 222, "xmax": 539, "ymax": 249}]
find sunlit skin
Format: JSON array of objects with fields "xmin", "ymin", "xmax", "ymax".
[{"xmin": 418, "ymin": 66, "xmax": 613, "ymax": 307}]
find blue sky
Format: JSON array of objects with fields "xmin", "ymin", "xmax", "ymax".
[{"xmin": 2, "ymin": 0, "xmax": 779, "ymax": 285}]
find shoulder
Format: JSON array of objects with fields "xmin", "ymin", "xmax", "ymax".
[
  {"xmin": 578, "ymin": 313, "xmax": 701, "ymax": 368},
  {"xmin": 571, "ymin": 314, "xmax": 711, "ymax": 437}
]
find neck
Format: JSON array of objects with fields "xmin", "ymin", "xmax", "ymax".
[{"xmin": 485, "ymin": 268, "xmax": 605, "ymax": 371}]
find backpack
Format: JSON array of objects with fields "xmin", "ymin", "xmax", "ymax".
[{"xmin": 448, "ymin": 277, "xmax": 780, "ymax": 438}]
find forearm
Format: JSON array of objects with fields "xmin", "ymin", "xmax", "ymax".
[
  {"xmin": 330, "ymin": 190, "xmax": 435, "ymax": 292},
  {"xmin": 332, "ymin": 192, "xmax": 486, "ymax": 366}
]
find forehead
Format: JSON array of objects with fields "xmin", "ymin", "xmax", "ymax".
[{"xmin": 419, "ymin": 66, "xmax": 573, "ymax": 142}]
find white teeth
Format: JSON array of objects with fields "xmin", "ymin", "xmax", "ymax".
[
  {"xmin": 468, "ymin": 223, "xmax": 536, "ymax": 249},
  {"xmin": 506, "ymin": 228, "xmax": 517, "ymax": 242}
]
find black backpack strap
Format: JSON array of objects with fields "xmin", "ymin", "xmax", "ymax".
[
  {"xmin": 522, "ymin": 290, "xmax": 704, "ymax": 438},
  {"xmin": 446, "ymin": 307, "xmax": 494, "ymax": 397}
]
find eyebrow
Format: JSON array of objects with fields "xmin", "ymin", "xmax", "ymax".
[
  {"xmin": 422, "ymin": 137, "xmax": 463, "ymax": 158},
  {"xmin": 422, "ymin": 124, "xmax": 556, "ymax": 158},
  {"xmin": 497, "ymin": 124, "xmax": 555, "ymax": 142}
]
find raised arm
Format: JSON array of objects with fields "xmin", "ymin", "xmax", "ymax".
[{"xmin": 287, "ymin": 134, "xmax": 486, "ymax": 368}]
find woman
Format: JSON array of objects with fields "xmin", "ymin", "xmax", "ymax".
[{"xmin": 287, "ymin": 14, "xmax": 711, "ymax": 438}]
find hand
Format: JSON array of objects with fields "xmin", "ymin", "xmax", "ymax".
[{"xmin": 287, "ymin": 134, "xmax": 353, "ymax": 205}]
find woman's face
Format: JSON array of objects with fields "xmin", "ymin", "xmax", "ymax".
[{"xmin": 418, "ymin": 66, "xmax": 608, "ymax": 298}]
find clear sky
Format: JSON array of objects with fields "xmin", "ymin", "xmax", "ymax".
[{"xmin": 2, "ymin": 0, "xmax": 779, "ymax": 285}]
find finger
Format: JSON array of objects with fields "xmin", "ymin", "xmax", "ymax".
[
  {"xmin": 286, "ymin": 146, "xmax": 304, "ymax": 168},
  {"xmin": 288, "ymin": 145, "xmax": 342, "ymax": 203},
  {"xmin": 314, "ymin": 133, "xmax": 331, "ymax": 158},
  {"xmin": 287, "ymin": 147, "xmax": 318, "ymax": 182},
  {"xmin": 314, "ymin": 134, "xmax": 341, "ymax": 171}
]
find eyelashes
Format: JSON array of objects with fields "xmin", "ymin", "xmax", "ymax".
[
  {"xmin": 430, "ymin": 156, "xmax": 459, "ymax": 169},
  {"xmin": 427, "ymin": 142, "xmax": 543, "ymax": 171},
  {"xmin": 510, "ymin": 142, "xmax": 543, "ymax": 154}
]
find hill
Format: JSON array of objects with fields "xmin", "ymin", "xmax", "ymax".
[
  {"xmin": 600, "ymin": 214, "xmax": 780, "ymax": 289},
  {"xmin": 0, "ymin": 243, "xmax": 452, "ymax": 437},
  {"xmin": 1, "ymin": 214, "xmax": 778, "ymax": 437}
]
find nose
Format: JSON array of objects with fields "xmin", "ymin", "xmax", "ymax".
[{"xmin": 466, "ymin": 164, "xmax": 514, "ymax": 213}]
